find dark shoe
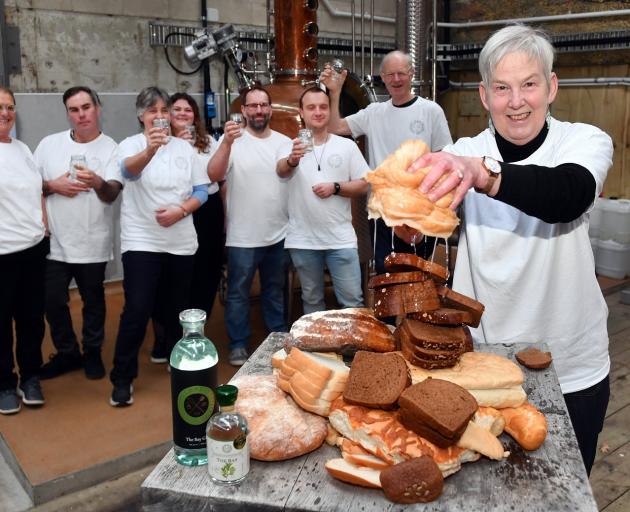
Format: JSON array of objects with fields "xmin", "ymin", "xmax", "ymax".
[
  {"xmin": 150, "ymin": 345, "xmax": 169, "ymax": 364},
  {"xmin": 228, "ymin": 347, "xmax": 249, "ymax": 367},
  {"xmin": 83, "ymin": 350, "xmax": 105, "ymax": 380},
  {"xmin": 40, "ymin": 352, "xmax": 82, "ymax": 380},
  {"xmin": 110, "ymin": 383, "xmax": 134, "ymax": 407},
  {"xmin": 18, "ymin": 378, "xmax": 45, "ymax": 406},
  {"xmin": 0, "ymin": 389, "xmax": 21, "ymax": 414}
]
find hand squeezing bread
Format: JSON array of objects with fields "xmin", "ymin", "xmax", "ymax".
[{"xmin": 365, "ymin": 140, "xmax": 459, "ymax": 238}]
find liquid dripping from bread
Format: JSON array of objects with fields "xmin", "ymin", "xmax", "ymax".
[
  {"xmin": 444, "ymin": 237, "xmax": 450, "ymax": 282},
  {"xmin": 391, "ymin": 227, "xmax": 395, "ymax": 251},
  {"xmin": 430, "ymin": 237, "xmax": 438, "ymax": 264}
]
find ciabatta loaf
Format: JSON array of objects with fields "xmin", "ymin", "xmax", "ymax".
[
  {"xmin": 232, "ymin": 374, "xmax": 328, "ymax": 461},
  {"xmin": 288, "ymin": 308, "xmax": 396, "ymax": 355}
]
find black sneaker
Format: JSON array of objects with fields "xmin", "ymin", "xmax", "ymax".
[
  {"xmin": 110, "ymin": 383, "xmax": 134, "ymax": 407},
  {"xmin": 0, "ymin": 389, "xmax": 21, "ymax": 414},
  {"xmin": 40, "ymin": 352, "xmax": 83, "ymax": 380},
  {"xmin": 18, "ymin": 377, "xmax": 45, "ymax": 406},
  {"xmin": 83, "ymin": 350, "xmax": 105, "ymax": 380}
]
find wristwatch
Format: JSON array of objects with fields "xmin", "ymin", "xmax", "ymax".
[
  {"xmin": 333, "ymin": 182, "xmax": 341, "ymax": 195},
  {"xmin": 180, "ymin": 205, "xmax": 189, "ymax": 217},
  {"xmin": 474, "ymin": 156, "xmax": 502, "ymax": 194}
]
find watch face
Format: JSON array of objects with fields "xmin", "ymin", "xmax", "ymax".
[{"xmin": 484, "ymin": 157, "xmax": 501, "ymax": 175}]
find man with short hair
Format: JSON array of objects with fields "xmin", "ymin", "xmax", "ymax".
[
  {"xmin": 35, "ymin": 86, "xmax": 121, "ymax": 380},
  {"xmin": 322, "ymin": 50, "xmax": 453, "ymax": 273},
  {"xmin": 208, "ymin": 85, "xmax": 291, "ymax": 366},
  {"xmin": 277, "ymin": 87, "xmax": 369, "ymax": 313}
]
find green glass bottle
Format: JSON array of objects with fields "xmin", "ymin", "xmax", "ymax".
[{"xmin": 170, "ymin": 309, "xmax": 218, "ymax": 466}]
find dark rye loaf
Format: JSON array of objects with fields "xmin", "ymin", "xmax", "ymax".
[
  {"xmin": 399, "ymin": 337, "xmax": 461, "ymax": 369},
  {"xmin": 398, "ymin": 379, "xmax": 478, "ymax": 442},
  {"xmin": 383, "ymin": 252, "xmax": 448, "ymax": 283},
  {"xmin": 380, "ymin": 456, "xmax": 444, "ymax": 504},
  {"xmin": 400, "ymin": 318, "xmax": 468, "ymax": 351},
  {"xmin": 343, "ymin": 351, "xmax": 411, "ymax": 409},
  {"xmin": 373, "ymin": 280, "xmax": 440, "ymax": 318}
]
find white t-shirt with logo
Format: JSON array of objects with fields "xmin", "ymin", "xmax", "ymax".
[
  {"xmin": 346, "ymin": 97, "xmax": 453, "ymax": 167},
  {"xmin": 35, "ymin": 130, "xmax": 119, "ymax": 263},
  {"xmin": 278, "ymin": 134, "xmax": 369, "ymax": 250},
  {"xmin": 444, "ymin": 118, "xmax": 612, "ymax": 394},
  {"xmin": 118, "ymin": 134, "xmax": 209, "ymax": 255},
  {"xmin": 224, "ymin": 129, "xmax": 291, "ymax": 248},
  {"xmin": 0, "ymin": 139, "xmax": 45, "ymax": 254}
]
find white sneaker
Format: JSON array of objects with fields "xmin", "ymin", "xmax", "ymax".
[{"xmin": 228, "ymin": 347, "xmax": 249, "ymax": 367}]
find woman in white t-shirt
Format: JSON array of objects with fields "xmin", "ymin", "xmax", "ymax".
[
  {"xmin": 403, "ymin": 25, "xmax": 612, "ymax": 475},
  {"xmin": 109, "ymin": 87, "xmax": 210, "ymax": 407},
  {"xmin": 0, "ymin": 86, "xmax": 48, "ymax": 414}
]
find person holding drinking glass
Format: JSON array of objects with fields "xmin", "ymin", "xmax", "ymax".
[
  {"xmin": 109, "ymin": 86, "xmax": 209, "ymax": 407},
  {"xmin": 0, "ymin": 87, "xmax": 48, "ymax": 414}
]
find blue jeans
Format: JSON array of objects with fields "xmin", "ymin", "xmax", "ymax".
[
  {"xmin": 289, "ymin": 248, "xmax": 364, "ymax": 314},
  {"xmin": 225, "ymin": 241, "xmax": 289, "ymax": 350}
]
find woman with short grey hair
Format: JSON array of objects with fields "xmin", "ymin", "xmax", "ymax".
[
  {"xmin": 109, "ymin": 86, "xmax": 210, "ymax": 407},
  {"xmin": 404, "ymin": 24, "xmax": 612, "ymax": 475}
]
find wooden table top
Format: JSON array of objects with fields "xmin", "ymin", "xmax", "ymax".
[{"xmin": 141, "ymin": 333, "xmax": 597, "ymax": 512}]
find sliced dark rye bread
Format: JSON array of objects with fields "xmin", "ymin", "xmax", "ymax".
[
  {"xmin": 399, "ymin": 318, "xmax": 468, "ymax": 351},
  {"xmin": 343, "ymin": 351, "xmax": 411, "ymax": 409},
  {"xmin": 436, "ymin": 286, "xmax": 485, "ymax": 328},
  {"xmin": 383, "ymin": 252, "xmax": 448, "ymax": 282},
  {"xmin": 368, "ymin": 271, "xmax": 429, "ymax": 289},
  {"xmin": 409, "ymin": 307, "xmax": 473, "ymax": 326},
  {"xmin": 373, "ymin": 281, "xmax": 440, "ymax": 318},
  {"xmin": 398, "ymin": 409, "xmax": 458, "ymax": 448},
  {"xmin": 398, "ymin": 378, "xmax": 478, "ymax": 441},
  {"xmin": 399, "ymin": 335, "xmax": 461, "ymax": 369}
]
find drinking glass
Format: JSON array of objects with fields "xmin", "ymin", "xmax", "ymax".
[
  {"xmin": 330, "ymin": 58, "xmax": 345, "ymax": 81},
  {"xmin": 152, "ymin": 118, "xmax": 170, "ymax": 141},
  {"xmin": 230, "ymin": 113, "xmax": 243, "ymax": 134},
  {"xmin": 69, "ymin": 154, "xmax": 87, "ymax": 181},
  {"xmin": 298, "ymin": 129, "xmax": 313, "ymax": 153},
  {"xmin": 185, "ymin": 125, "xmax": 196, "ymax": 145}
]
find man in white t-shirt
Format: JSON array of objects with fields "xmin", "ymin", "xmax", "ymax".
[
  {"xmin": 35, "ymin": 87, "xmax": 122, "ymax": 381},
  {"xmin": 208, "ymin": 86, "xmax": 291, "ymax": 366},
  {"xmin": 277, "ymin": 87, "xmax": 369, "ymax": 314},
  {"xmin": 321, "ymin": 51, "xmax": 453, "ymax": 274}
]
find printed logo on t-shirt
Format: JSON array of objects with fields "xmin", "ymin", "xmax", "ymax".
[
  {"xmin": 410, "ymin": 120, "xmax": 425, "ymax": 135},
  {"xmin": 88, "ymin": 157, "xmax": 102, "ymax": 172},
  {"xmin": 175, "ymin": 156, "xmax": 189, "ymax": 170},
  {"xmin": 327, "ymin": 154, "xmax": 342, "ymax": 169}
]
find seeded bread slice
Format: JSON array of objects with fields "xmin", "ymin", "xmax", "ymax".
[{"xmin": 399, "ymin": 318, "xmax": 468, "ymax": 351}]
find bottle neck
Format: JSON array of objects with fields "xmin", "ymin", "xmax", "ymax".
[
  {"xmin": 220, "ymin": 404, "xmax": 235, "ymax": 413},
  {"xmin": 182, "ymin": 322, "xmax": 205, "ymax": 337}
]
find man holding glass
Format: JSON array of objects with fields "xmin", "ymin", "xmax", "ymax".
[
  {"xmin": 321, "ymin": 51, "xmax": 453, "ymax": 274},
  {"xmin": 208, "ymin": 85, "xmax": 291, "ymax": 366},
  {"xmin": 35, "ymin": 86, "xmax": 121, "ymax": 381}
]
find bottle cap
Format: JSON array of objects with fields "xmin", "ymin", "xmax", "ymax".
[
  {"xmin": 216, "ymin": 384, "xmax": 238, "ymax": 407},
  {"xmin": 179, "ymin": 309, "xmax": 206, "ymax": 324}
]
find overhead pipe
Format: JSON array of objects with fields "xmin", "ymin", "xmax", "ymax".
[{"xmin": 320, "ymin": 0, "xmax": 395, "ymax": 24}]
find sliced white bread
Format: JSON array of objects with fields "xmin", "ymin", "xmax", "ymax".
[
  {"xmin": 290, "ymin": 370, "xmax": 346, "ymax": 400},
  {"xmin": 286, "ymin": 348, "xmax": 349, "ymax": 383},
  {"xmin": 272, "ymin": 348, "xmax": 343, "ymax": 369},
  {"xmin": 286, "ymin": 385, "xmax": 331, "ymax": 417},
  {"xmin": 456, "ymin": 421, "xmax": 508, "ymax": 461},
  {"xmin": 325, "ymin": 458, "xmax": 382, "ymax": 488},
  {"xmin": 339, "ymin": 439, "xmax": 391, "ymax": 470}
]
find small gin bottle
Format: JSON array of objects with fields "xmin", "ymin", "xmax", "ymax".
[
  {"xmin": 170, "ymin": 309, "xmax": 218, "ymax": 466},
  {"xmin": 207, "ymin": 384, "xmax": 249, "ymax": 485}
]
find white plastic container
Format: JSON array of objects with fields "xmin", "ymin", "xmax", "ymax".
[
  {"xmin": 598, "ymin": 199, "xmax": 630, "ymax": 244},
  {"xmin": 588, "ymin": 199, "xmax": 603, "ymax": 239},
  {"xmin": 595, "ymin": 239, "xmax": 630, "ymax": 279}
]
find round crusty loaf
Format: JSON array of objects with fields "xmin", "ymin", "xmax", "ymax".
[
  {"xmin": 365, "ymin": 140, "xmax": 459, "ymax": 239},
  {"xmin": 380, "ymin": 456, "xmax": 444, "ymax": 503},
  {"xmin": 232, "ymin": 374, "xmax": 328, "ymax": 461}
]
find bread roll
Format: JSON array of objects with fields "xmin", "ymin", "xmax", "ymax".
[
  {"xmin": 380, "ymin": 456, "xmax": 444, "ymax": 504},
  {"xmin": 500, "ymin": 402, "xmax": 548, "ymax": 451},
  {"xmin": 365, "ymin": 140, "xmax": 459, "ymax": 238}
]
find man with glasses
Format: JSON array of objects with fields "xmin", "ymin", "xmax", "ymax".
[
  {"xmin": 35, "ymin": 86, "xmax": 121, "ymax": 380},
  {"xmin": 208, "ymin": 85, "xmax": 291, "ymax": 366},
  {"xmin": 322, "ymin": 51, "xmax": 453, "ymax": 274}
]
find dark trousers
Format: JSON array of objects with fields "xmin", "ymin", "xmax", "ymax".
[
  {"xmin": 564, "ymin": 375, "xmax": 610, "ymax": 475},
  {"xmin": 110, "ymin": 251, "xmax": 194, "ymax": 384},
  {"xmin": 190, "ymin": 192, "xmax": 225, "ymax": 317},
  {"xmin": 45, "ymin": 259, "xmax": 107, "ymax": 355},
  {"xmin": 371, "ymin": 218, "xmax": 435, "ymax": 275},
  {"xmin": 0, "ymin": 238, "xmax": 48, "ymax": 390}
]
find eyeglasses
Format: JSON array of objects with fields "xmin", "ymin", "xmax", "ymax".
[
  {"xmin": 244, "ymin": 102, "xmax": 271, "ymax": 110},
  {"xmin": 382, "ymin": 69, "xmax": 412, "ymax": 80},
  {"xmin": 0, "ymin": 104, "xmax": 16, "ymax": 113}
]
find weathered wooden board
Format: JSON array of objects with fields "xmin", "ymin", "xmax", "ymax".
[{"xmin": 141, "ymin": 334, "xmax": 598, "ymax": 512}]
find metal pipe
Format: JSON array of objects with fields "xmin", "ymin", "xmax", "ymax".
[
  {"xmin": 448, "ymin": 77, "xmax": 630, "ymax": 89},
  {"xmin": 438, "ymin": 9, "xmax": 630, "ymax": 29},
  {"xmin": 431, "ymin": 0, "xmax": 437, "ymax": 100},
  {"xmin": 320, "ymin": 0, "xmax": 395, "ymax": 24},
  {"xmin": 370, "ymin": 0, "xmax": 374, "ymax": 77},
  {"xmin": 351, "ymin": 0, "xmax": 356, "ymax": 72},
  {"xmin": 361, "ymin": 0, "xmax": 365, "ymax": 78},
  {"xmin": 266, "ymin": 0, "xmax": 273, "ymax": 79}
]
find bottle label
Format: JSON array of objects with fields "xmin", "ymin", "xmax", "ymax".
[
  {"xmin": 171, "ymin": 366, "xmax": 217, "ymax": 450},
  {"xmin": 207, "ymin": 435, "xmax": 250, "ymax": 482}
]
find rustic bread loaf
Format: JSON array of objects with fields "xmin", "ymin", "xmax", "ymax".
[
  {"xmin": 343, "ymin": 351, "xmax": 411, "ymax": 409},
  {"xmin": 232, "ymin": 374, "xmax": 328, "ymax": 461},
  {"xmin": 288, "ymin": 308, "xmax": 396, "ymax": 355},
  {"xmin": 380, "ymin": 456, "xmax": 444, "ymax": 504},
  {"xmin": 398, "ymin": 379, "xmax": 478, "ymax": 444},
  {"xmin": 383, "ymin": 252, "xmax": 448, "ymax": 282},
  {"xmin": 515, "ymin": 347, "xmax": 553, "ymax": 369}
]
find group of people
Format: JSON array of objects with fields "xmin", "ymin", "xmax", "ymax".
[{"xmin": 0, "ymin": 24, "xmax": 612, "ymax": 476}]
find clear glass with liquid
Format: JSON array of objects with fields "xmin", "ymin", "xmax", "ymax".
[{"xmin": 170, "ymin": 309, "xmax": 219, "ymax": 466}]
